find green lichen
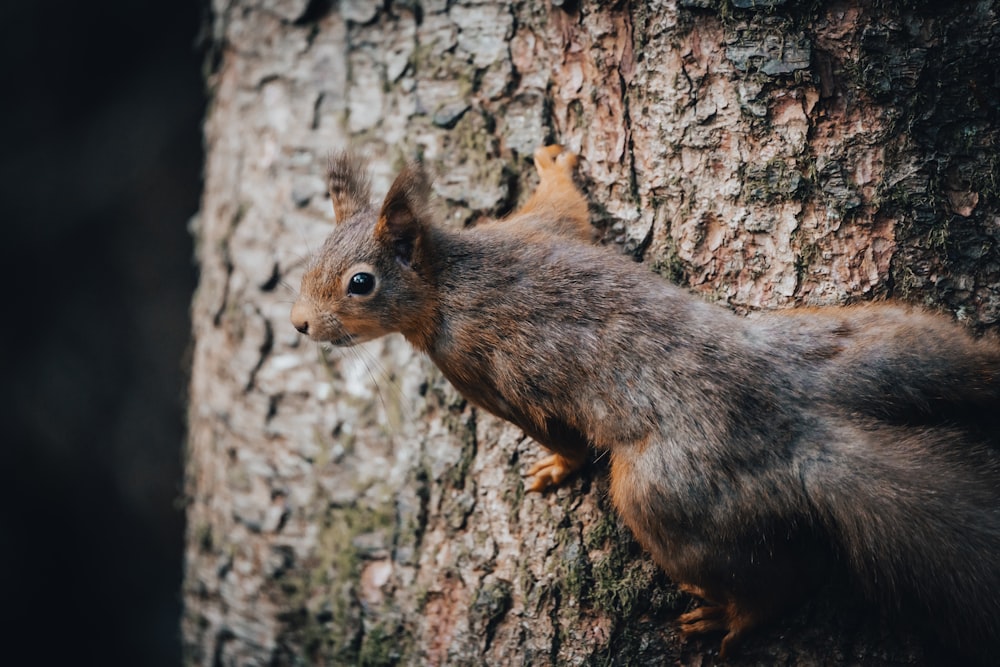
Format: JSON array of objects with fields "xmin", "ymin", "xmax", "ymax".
[
  {"xmin": 501, "ymin": 455, "xmax": 526, "ymax": 511},
  {"xmin": 793, "ymin": 239, "xmax": 822, "ymax": 294},
  {"xmin": 395, "ymin": 466, "xmax": 430, "ymax": 558},
  {"xmin": 650, "ymin": 245, "xmax": 689, "ymax": 286},
  {"xmin": 891, "ymin": 264, "xmax": 923, "ymax": 301},
  {"xmin": 441, "ymin": 409, "xmax": 477, "ymax": 490},
  {"xmin": 583, "ymin": 511, "xmax": 620, "ymax": 551},
  {"xmin": 358, "ymin": 621, "xmax": 407, "ymax": 667},
  {"xmin": 557, "ymin": 537, "xmax": 592, "ymax": 610},
  {"xmin": 274, "ymin": 501, "xmax": 400, "ymax": 664},
  {"xmin": 469, "ymin": 579, "xmax": 514, "ymax": 644},
  {"xmin": 590, "ymin": 552, "xmax": 648, "ymax": 616},
  {"xmin": 742, "ymin": 158, "xmax": 804, "ymax": 203},
  {"xmin": 584, "ymin": 513, "xmax": 680, "ymax": 619}
]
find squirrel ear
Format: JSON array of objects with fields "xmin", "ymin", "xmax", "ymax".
[
  {"xmin": 376, "ymin": 163, "xmax": 431, "ymax": 267},
  {"xmin": 327, "ymin": 151, "xmax": 372, "ymax": 223}
]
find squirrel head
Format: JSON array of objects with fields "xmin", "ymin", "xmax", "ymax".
[{"xmin": 291, "ymin": 152, "xmax": 437, "ymax": 347}]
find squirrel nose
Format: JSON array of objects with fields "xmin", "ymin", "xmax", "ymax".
[{"xmin": 290, "ymin": 301, "xmax": 310, "ymax": 335}]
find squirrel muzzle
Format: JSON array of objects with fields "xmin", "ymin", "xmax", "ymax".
[
  {"xmin": 290, "ymin": 299, "xmax": 312, "ymax": 336},
  {"xmin": 290, "ymin": 298, "xmax": 359, "ymax": 346}
]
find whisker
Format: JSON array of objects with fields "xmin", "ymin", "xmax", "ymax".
[
  {"xmin": 302, "ymin": 328, "xmax": 415, "ymax": 433},
  {"xmin": 284, "ymin": 254, "xmax": 312, "ymax": 274},
  {"xmin": 293, "ymin": 218, "xmax": 316, "ymax": 258},
  {"xmin": 354, "ymin": 341, "xmax": 416, "ymax": 423},
  {"xmin": 376, "ymin": 344, "xmax": 413, "ymax": 412},
  {"xmin": 348, "ymin": 344, "xmax": 394, "ymax": 429},
  {"xmin": 279, "ymin": 222, "xmax": 319, "ymax": 280},
  {"xmin": 316, "ymin": 343, "xmax": 349, "ymax": 386}
]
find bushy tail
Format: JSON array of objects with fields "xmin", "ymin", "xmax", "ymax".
[
  {"xmin": 805, "ymin": 421, "xmax": 1000, "ymax": 662},
  {"xmin": 834, "ymin": 311, "xmax": 1000, "ymax": 442}
]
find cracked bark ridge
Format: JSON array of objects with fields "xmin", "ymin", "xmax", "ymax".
[{"xmin": 184, "ymin": 1, "xmax": 1000, "ymax": 664}]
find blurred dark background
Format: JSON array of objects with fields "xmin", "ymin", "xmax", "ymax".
[{"xmin": 1, "ymin": 2, "xmax": 205, "ymax": 665}]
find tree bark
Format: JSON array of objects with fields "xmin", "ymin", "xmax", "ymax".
[{"xmin": 183, "ymin": 0, "xmax": 1000, "ymax": 664}]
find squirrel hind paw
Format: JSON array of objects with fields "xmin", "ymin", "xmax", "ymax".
[
  {"xmin": 525, "ymin": 453, "xmax": 583, "ymax": 492},
  {"xmin": 677, "ymin": 602, "xmax": 758, "ymax": 659},
  {"xmin": 677, "ymin": 605, "xmax": 728, "ymax": 637}
]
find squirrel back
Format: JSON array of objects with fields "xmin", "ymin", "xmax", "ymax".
[{"xmin": 291, "ymin": 146, "xmax": 1000, "ymax": 662}]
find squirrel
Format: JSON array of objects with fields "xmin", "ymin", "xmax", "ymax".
[{"xmin": 291, "ymin": 145, "xmax": 1000, "ymax": 661}]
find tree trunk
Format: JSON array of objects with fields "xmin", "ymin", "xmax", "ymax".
[{"xmin": 183, "ymin": 1, "xmax": 1000, "ymax": 664}]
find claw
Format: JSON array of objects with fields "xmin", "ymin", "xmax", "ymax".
[
  {"xmin": 677, "ymin": 605, "xmax": 727, "ymax": 638},
  {"xmin": 676, "ymin": 597, "xmax": 758, "ymax": 659},
  {"xmin": 525, "ymin": 453, "xmax": 582, "ymax": 492}
]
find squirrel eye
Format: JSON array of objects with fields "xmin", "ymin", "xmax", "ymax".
[{"xmin": 347, "ymin": 272, "xmax": 376, "ymax": 296}]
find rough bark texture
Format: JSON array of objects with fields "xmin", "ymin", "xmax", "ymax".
[{"xmin": 184, "ymin": 1, "xmax": 1000, "ymax": 664}]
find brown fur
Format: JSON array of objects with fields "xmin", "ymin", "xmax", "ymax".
[{"xmin": 292, "ymin": 145, "xmax": 1000, "ymax": 662}]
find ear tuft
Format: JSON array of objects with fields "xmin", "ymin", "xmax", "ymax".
[
  {"xmin": 376, "ymin": 163, "xmax": 432, "ymax": 266},
  {"xmin": 327, "ymin": 151, "xmax": 373, "ymax": 223}
]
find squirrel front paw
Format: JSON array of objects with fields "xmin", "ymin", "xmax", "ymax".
[
  {"xmin": 525, "ymin": 453, "xmax": 584, "ymax": 492},
  {"xmin": 533, "ymin": 145, "xmax": 578, "ymax": 183}
]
